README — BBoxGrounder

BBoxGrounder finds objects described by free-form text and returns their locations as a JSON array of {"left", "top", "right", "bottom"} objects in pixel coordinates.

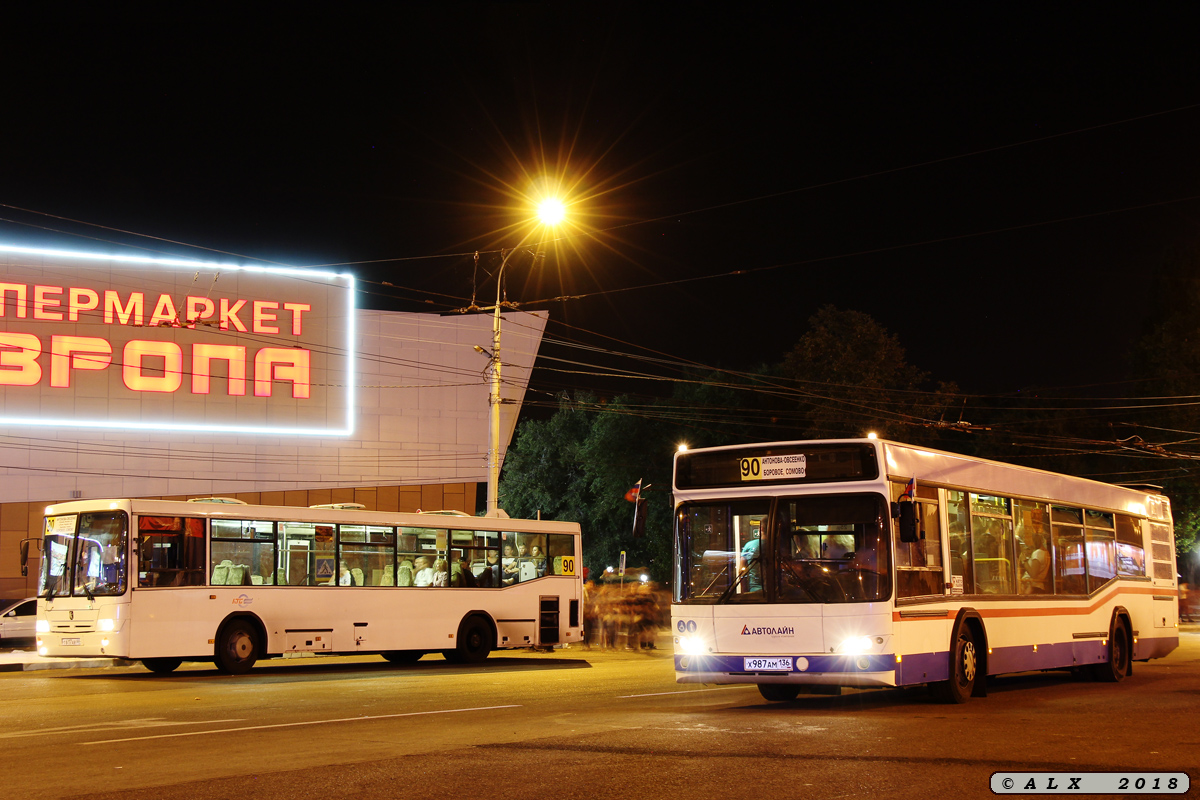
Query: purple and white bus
[{"left": 671, "top": 439, "right": 1179, "bottom": 703}]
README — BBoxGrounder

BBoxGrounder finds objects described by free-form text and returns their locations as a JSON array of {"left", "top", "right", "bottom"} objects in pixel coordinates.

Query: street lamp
[{"left": 483, "top": 199, "right": 566, "bottom": 517}]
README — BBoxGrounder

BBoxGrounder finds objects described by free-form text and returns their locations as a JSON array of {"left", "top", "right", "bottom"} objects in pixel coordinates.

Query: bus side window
[
  {"left": 138, "top": 516, "right": 206, "bottom": 587},
  {"left": 893, "top": 483, "right": 943, "bottom": 599},
  {"left": 212, "top": 519, "right": 276, "bottom": 587},
  {"left": 546, "top": 533, "right": 574, "bottom": 575},
  {"left": 1114, "top": 515, "right": 1144, "bottom": 577}
]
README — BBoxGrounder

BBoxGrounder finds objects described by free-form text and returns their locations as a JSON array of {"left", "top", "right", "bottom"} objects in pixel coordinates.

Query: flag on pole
[
  {"left": 624, "top": 479, "right": 642, "bottom": 503},
  {"left": 899, "top": 477, "right": 915, "bottom": 501}
]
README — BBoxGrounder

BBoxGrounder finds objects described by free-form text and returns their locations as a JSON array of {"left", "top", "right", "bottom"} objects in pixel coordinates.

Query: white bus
[
  {"left": 671, "top": 439, "right": 1179, "bottom": 703},
  {"left": 30, "top": 499, "right": 583, "bottom": 673}
]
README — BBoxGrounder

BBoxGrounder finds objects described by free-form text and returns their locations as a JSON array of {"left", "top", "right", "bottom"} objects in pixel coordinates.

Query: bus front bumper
[{"left": 674, "top": 652, "right": 898, "bottom": 688}]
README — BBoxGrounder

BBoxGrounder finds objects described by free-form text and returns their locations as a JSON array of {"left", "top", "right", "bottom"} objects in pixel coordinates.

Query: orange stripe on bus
[{"left": 891, "top": 585, "right": 1176, "bottom": 623}]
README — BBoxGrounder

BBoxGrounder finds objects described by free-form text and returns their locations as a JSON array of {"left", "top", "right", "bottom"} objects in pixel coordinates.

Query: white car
[{"left": 0, "top": 597, "right": 37, "bottom": 644}]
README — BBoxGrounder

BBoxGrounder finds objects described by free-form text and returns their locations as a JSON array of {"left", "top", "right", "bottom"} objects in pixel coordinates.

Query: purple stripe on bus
[
  {"left": 674, "top": 653, "right": 897, "bottom": 674},
  {"left": 676, "top": 634, "right": 1180, "bottom": 685}
]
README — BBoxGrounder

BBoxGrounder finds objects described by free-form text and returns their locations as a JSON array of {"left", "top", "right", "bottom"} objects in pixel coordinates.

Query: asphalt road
[{"left": 3, "top": 631, "right": 1198, "bottom": 800}]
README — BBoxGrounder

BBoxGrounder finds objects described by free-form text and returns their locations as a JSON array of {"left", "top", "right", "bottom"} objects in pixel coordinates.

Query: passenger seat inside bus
[{"left": 211, "top": 560, "right": 233, "bottom": 585}]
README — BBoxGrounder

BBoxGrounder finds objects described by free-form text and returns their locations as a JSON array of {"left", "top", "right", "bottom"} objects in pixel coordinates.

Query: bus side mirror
[
  {"left": 898, "top": 501, "right": 919, "bottom": 543},
  {"left": 19, "top": 537, "right": 43, "bottom": 578}
]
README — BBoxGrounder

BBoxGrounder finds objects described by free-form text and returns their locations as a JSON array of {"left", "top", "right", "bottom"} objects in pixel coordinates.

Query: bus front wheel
[
  {"left": 214, "top": 619, "right": 260, "bottom": 674},
  {"left": 930, "top": 626, "right": 977, "bottom": 704},
  {"left": 142, "top": 657, "right": 183, "bottom": 675},
  {"left": 757, "top": 683, "right": 801, "bottom": 702}
]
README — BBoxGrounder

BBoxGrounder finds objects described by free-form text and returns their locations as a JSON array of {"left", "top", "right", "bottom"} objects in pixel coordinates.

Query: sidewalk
[{"left": 0, "top": 646, "right": 131, "bottom": 673}]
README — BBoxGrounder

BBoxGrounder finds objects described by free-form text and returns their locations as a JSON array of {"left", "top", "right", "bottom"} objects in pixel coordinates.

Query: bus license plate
[
  {"left": 60, "top": 638, "right": 81, "bottom": 646},
  {"left": 744, "top": 656, "right": 792, "bottom": 671}
]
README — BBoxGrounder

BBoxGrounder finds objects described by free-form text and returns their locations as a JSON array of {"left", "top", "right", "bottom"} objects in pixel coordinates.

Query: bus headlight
[
  {"left": 837, "top": 636, "right": 873, "bottom": 655},
  {"left": 678, "top": 635, "right": 707, "bottom": 655},
  {"left": 36, "top": 620, "right": 49, "bottom": 633},
  {"left": 98, "top": 619, "right": 115, "bottom": 632}
]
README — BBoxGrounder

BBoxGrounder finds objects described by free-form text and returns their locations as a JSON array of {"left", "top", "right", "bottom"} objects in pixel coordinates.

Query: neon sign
[{"left": 0, "top": 245, "right": 356, "bottom": 435}]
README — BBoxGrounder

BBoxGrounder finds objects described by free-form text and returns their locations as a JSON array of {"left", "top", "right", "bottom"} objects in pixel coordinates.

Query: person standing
[{"left": 740, "top": 530, "right": 763, "bottom": 592}]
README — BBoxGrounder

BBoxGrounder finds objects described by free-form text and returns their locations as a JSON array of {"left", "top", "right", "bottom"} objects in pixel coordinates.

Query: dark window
[{"left": 138, "top": 516, "right": 206, "bottom": 587}]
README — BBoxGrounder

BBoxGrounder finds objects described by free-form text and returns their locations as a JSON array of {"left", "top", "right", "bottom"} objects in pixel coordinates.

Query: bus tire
[
  {"left": 214, "top": 619, "right": 260, "bottom": 674},
  {"left": 1092, "top": 621, "right": 1130, "bottom": 683},
  {"left": 758, "top": 683, "right": 801, "bottom": 702},
  {"left": 930, "top": 625, "right": 978, "bottom": 704},
  {"left": 142, "top": 657, "right": 183, "bottom": 675},
  {"left": 444, "top": 615, "right": 492, "bottom": 664},
  {"left": 382, "top": 650, "right": 424, "bottom": 664}
]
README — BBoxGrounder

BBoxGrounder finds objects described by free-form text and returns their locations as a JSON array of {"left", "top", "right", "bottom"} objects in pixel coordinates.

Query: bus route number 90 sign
[
  {"left": 739, "top": 454, "right": 806, "bottom": 481},
  {"left": 559, "top": 556, "right": 576, "bottom": 576}
]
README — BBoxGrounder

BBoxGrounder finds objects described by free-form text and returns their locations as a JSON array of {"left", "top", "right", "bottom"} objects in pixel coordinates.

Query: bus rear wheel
[
  {"left": 758, "top": 684, "right": 801, "bottom": 702},
  {"left": 1092, "top": 622, "right": 1130, "bottom": 683},
  {"left": 444, "top": 616, "right": 492, "bottom": 664},
  {"left": 382, "top": 650, "right": 424, "bottom": 664},
  {"left": 142, "top": 657, "right": 183, "bottom": 675},
  {"left": 930, "top": 626, "right": 977, "bottom": 704},
  {"left": 214, "top": 619, "right": 260, "bottom": 674}
]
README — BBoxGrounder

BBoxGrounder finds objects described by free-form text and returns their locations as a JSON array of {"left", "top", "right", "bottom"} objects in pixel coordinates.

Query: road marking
[
  {"left": 618, "top": 686, "right": 751, "bottom": 698},
  {"left": 0, "top": 718, "right": 245, "bottom": 740},
  {"left": 80, "top": 705, "right": 522, "bottom": 745}
]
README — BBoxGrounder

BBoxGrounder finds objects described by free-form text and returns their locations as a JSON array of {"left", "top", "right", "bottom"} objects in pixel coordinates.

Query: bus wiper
[
  {"left": 83, "top": 584, "right": 95, "bottom": 603},
  {"left": 43, "top": 585, "right": 55, "bottom": 602},
  {"left": 700, "top": 565, "right": 731, "bottom": 596}
]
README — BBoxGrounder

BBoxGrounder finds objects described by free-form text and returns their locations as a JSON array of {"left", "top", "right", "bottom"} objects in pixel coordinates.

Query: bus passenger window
[
  {"left": 946, "top": 490, "right": 973, "bottom": 595},
  {"left": 138, "top": 516, "right": 205, "bottom": 588},
  {"left": 894, "top": 485, "right": 943, "bottom": 599}
]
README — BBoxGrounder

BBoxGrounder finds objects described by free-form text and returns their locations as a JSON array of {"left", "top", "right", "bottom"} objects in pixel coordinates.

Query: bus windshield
[
  {"left": 40, "top": 511, "right": 128, "bottom": 598},
  {"left": 676, "top": 493, "right": 890, "bottom": 604}
]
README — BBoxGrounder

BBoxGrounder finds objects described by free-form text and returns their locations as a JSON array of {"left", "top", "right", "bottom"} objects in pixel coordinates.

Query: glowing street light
[
  {"left": 537, "top": 197, "right": 566, "bottom": 226},
  {"left": 484, "top": 196, "right": 567, "bottom": 517}
]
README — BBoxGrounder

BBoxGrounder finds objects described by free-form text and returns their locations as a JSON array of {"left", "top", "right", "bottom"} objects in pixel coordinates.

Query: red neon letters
[{"left": 0, "top": 335, "right": 310, "bottom": 398}]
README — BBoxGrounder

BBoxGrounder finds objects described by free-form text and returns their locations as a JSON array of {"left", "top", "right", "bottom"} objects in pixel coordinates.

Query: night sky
[{"left": 3, "top": 5, "right": 1199, "bottom": 408}]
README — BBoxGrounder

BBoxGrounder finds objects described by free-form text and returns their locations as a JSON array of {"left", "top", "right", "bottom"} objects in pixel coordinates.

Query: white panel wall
[{"left": 0, "top": 309, "right": 546, "bottom": 502}]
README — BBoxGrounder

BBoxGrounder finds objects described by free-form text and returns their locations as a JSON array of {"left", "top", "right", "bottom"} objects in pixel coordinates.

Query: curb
[{"left": 0, "top": 655, "right": 134, "bottom": 672}]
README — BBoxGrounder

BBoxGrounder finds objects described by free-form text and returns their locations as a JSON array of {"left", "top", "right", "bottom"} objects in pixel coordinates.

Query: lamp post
[{"left": 483, "top": 198, "right": 565, "bottom": 517}]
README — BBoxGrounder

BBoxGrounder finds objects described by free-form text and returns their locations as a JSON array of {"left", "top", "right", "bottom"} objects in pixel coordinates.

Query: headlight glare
[{"left": 838, "top": 635, "right": 873, "bottom": 655}]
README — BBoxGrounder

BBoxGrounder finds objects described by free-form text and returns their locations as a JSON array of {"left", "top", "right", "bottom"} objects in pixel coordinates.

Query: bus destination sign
[
  {"left": 739, "top": 454, "right": 806, "bottom": 481},
  {"left": 675, "top": 443, "right": 878, "bottom": 490}
]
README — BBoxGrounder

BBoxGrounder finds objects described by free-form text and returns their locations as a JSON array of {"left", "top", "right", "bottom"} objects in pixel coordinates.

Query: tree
[
  {"left": 499, "top": 393, "right": 595, "bottom": 525},
  {"left": 779, "top": 305, "right": 957, "bottom": 443},
  {"left": 500, "top": 393, "right": 677, "bottom": 582}
]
